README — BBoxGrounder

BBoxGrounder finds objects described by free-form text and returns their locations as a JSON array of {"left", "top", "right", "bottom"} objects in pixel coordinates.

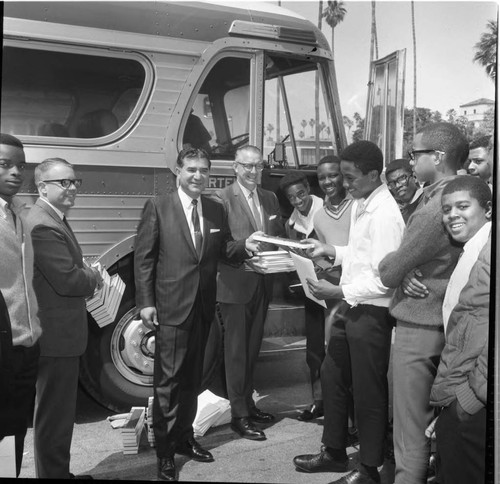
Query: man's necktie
[
  {"left": 5, "top": 203, "right": 16, "bottom": 230},
  {"left": 191, "top": 199, "right": 203, "bottom": 256},
  {"left": 248, "top": 191, "right": 263, "bottom": 231}
]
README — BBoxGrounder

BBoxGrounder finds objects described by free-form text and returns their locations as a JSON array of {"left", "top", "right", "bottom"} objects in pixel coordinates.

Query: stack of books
[
  {"left": 86, "top": 268, "right": 125, "bottom": 328},
  {"left": 245, "top": 250, "right": 296, "bottom": 274},
  {"left": 121, "top": 406, "right": 145, "bottom": 455},
  {"left": 146, "top": 396, "right": 155, "bottom": 448}
]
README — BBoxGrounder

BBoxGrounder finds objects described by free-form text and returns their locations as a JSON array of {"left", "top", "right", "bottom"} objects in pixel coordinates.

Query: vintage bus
[{"left": 1, "top": 0, "right": 348, "bottom": 411}]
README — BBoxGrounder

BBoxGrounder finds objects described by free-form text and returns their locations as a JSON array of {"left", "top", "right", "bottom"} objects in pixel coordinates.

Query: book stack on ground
[
  {"left": 86, "top": 268, "right": 125, "bottom": 328},
  {"left": 146, "top": 396, "right": 155, "bottom": 448},
  {"left": 245, "top": 250, "right": 296, "bottom": 274},
  {"left": 121, "top": 406, "right": 145, "bottom": 455},
  {"left": 193, "top": 390, "right": 231, "bottom": 437}
]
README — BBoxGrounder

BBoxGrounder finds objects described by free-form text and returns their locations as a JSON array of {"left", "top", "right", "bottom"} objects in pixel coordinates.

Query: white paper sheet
[{"left": 289, "top": 252, "right": 327, "bottom": 308}]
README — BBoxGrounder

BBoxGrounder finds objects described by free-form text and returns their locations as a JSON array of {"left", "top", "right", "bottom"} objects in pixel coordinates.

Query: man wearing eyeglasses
[
  {"left": 379, "top": 123, "right": 468, "bottom": 484},
  {"left": 385, "top": 158, "right": 423, "bottom": 224},
  {"left": 214, "top": 145, "right": 285, "bottom": 441},
  {"left": 26, "top": 157, "right": 102, "bottom": 479}
]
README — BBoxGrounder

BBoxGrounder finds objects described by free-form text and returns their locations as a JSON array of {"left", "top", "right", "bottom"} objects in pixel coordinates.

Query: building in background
[{"left": 459, "top": 98, "right": 495, "bottom": 128}]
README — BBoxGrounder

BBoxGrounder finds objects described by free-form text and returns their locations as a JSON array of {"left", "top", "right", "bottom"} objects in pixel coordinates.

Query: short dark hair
[
  {"left": 339, "top": 140, "right": 383, "bottom": 175},
  {"left": 317, "top": 154, "right": 341, "bottom": 167},
  {"left": 279, "top": 170, "right": 309, "bottom": 193},
  {"left": 176, "top": 147, "right": 211, "bottom": 168},
  {"left": 442, "top": 175, "right": 491, "bottom": 210},
  {"left": 418, "top": 122, "right": 469, "bottom": 171},
  {"left": 469, "top": 135, "right": 491, "bottom": 151},
  {"left": 0, "top": 133, "right": 24, "bottom": 150},
  {"left": 34, "top": 158, "right": 73, "bottom": 185},
  {"left": 385, "top": 158, "right": 413, "bottom": 177}
]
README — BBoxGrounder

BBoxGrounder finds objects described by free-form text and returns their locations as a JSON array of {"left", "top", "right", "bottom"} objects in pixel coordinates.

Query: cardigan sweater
[
  {"left": 379, "top": 176, "right": 462, "bottom": 327},
  {"left": 0, "top": 197, "right": 41, "bottom": 347}
]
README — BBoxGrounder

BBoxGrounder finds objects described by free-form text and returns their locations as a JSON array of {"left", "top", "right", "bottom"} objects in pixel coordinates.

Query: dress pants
[
  {"left": 435, "top": 401, "right": 486, "bottom": 484},
  {"left": 153, "top": 293, "right": 210, "bottom": 458},
  {"left": 321, "top": 303, "right": 392, "bottom": 467},
  {"left": 393, "top": 322, "right": 444, "bottom": 484},
  {"left": 3, "top": 344, "right": 39, "bottom": 477},
  {"left": 219, "top": 278, "right": 269, "bottom": 418},
  {"left": 304, "top": 297, "right": 325, "bottom": 402},
  {"left": 34, "top": 355, "right": 80, "bottom": 478}
]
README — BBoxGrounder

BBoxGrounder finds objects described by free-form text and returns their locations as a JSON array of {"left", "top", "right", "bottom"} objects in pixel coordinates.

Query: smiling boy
[{"left": 429, "top": 176, "right": 492, "bottom": 484}]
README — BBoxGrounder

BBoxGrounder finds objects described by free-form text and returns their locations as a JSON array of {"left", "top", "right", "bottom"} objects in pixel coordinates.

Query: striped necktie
[
  {"left": 248, "top": 191, "right": 263, "bottom": 231},
  {"left": 191, "top": 199, "right": 203, "bottom": 256}
]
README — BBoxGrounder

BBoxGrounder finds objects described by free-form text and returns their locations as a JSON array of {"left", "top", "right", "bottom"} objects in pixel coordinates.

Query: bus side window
[{"left": 1, "top": 45, "right": 146, "bottom": 140}]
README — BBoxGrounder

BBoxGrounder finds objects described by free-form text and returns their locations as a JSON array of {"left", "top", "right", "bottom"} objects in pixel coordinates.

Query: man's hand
[
  {"left": 140, "top": 306, "right": 159, "bottom": 330},
  {"left": 91, "top": 266, "right": 104, "bottom": 291},
  {"left": 402, "top": 269, "right": 428, "bottom": 298},
  {"left": 306, "top": 278, "right": 342, "bottom": 300},
  {"left": 425, "top": 416, "right": 438, "bottom": 440},
  {"left": 245, "top": 231, "right": 265, "bottom": 253},
  {"left": 302, "top": 238, "right": 336, "bottom": 260}
]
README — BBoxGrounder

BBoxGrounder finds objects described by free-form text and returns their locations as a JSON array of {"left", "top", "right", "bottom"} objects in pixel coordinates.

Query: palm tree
[
  {"left": 322, "top": 0, "right": 347, "bottom": 52},
  {"left": 370, "top": 1, "right": 378, "bottom": 62},
  {"left": 266, "top": 123, "right": 274, "bottom": 141},
  {"left": 315, "top": 0, "right": 324, "bottom": 162},
  {"left": 473, "top": 20, "right": 497, "bottom": 82},
  {"left": 309, "top": 118, "right": 315, "bottom": 138},
  {"left": 411, "top": 1, "right": 417, "bottom": 139}
]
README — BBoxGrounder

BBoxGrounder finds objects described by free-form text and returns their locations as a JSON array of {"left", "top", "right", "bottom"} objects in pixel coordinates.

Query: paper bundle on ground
[
  {"left": 86, "top": 263, "right": 125, "bottom": 328},
  {"left": 245, "top": 250, "right": 296, "bottom": 274},
  {"left": 193, "top": 390, "right": 231, "bottom": 437},
  {"left": 121, "top": 406, "right": 145, "bottom": 455},
  {"left": 146, "top": 396, "right": 155, "bottom": 447}
]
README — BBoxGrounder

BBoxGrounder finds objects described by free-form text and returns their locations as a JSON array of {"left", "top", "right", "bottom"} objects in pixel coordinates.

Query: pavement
[{"left": 18, "top": 336, "right": 398, "bottom": 483}]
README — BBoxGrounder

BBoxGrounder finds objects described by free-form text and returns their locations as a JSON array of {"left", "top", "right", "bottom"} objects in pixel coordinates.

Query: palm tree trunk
[
  {"left": 411, "top": 1, "right": 417, "bottom": 139},
  {"left": 315, "top": 0, "right": 323, "bottom": 163}
]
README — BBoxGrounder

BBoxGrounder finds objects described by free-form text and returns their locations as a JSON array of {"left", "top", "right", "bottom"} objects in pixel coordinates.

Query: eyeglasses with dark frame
[
  {"left": 42, "top": 179, "right": 83, "bottom": 189},
  {"left": 236, "top": 162, "right": 265, "bottom": 172},
  {"left": 407, "top": 149, "right": 445, "bottom": 161},
  {"left": 387, "top": 173, "right": 411, "bottom": 189}
]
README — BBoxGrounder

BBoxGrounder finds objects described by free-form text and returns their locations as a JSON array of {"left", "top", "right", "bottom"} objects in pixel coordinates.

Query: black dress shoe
[
  {"left": 329, "top": 470, "right": 379, "bottom": 484},
  {"left": 249, "top": 407, "right": 275, "bottom": 424},
  {"left": 230, "top": 417, "right": 266, "bottom": 440},
  {"left": 176, "top": 437, "right": 214, "bottom": 462},
  {"left": 69, "top": 474, "right": 93, "bottom": 480},
  {"left": 293, "top": 448, "right": 348, "bottom": 473},
  {"left": 297, "top": 402, "right": 324, "bottom": 421},
  {"left": 157, "top": 457, "right": 177, "bottom": 481}
]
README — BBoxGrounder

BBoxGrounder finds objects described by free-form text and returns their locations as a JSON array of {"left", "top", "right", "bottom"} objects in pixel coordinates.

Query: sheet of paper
[{"left": 289, "top": 252, "right": 327, "bottom": 308}]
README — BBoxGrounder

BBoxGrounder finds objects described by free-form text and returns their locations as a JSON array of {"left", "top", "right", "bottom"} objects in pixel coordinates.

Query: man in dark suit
[
  {"left": 134, "top": 148, "right": 261, "bottom": 482},
  {"left": 214, "top": 145, "right": 285, "bottom": 441},
  {"left": 27, "top": 158, "right": 102, "bottom": 479}
]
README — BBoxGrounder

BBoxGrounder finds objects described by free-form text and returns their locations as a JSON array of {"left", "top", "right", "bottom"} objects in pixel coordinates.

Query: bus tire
[{"left": 80, "top": 298, "right": 224, "bottom": 413}]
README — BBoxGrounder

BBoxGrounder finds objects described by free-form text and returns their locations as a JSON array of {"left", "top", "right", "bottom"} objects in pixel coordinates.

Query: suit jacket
[
  {"left": 214, "top": 182, "right": 285, "bottom": 304},
  {"left": 134, "top": 191, "right": 247, "bottom": 326},
  {"left": 26, "top": 199, "right": 99, "bottom": 357}
]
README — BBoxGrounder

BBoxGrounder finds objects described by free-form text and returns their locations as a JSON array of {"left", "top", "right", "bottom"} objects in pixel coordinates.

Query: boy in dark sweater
[{"left": 378, "top": 123, "right": 469, "bottom": 484}]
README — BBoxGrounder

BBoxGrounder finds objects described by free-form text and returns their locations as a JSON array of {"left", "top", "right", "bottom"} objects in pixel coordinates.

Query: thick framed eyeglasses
[
  {"left": 42, "top": 178, "right": 83, "bottom": 188},
  {"left": 407, "top": 149, "right": 444, "bottom": 161},
  {"left": 387, "top": 174, "right": 410, "bottom": 189},
  {"left": 236, "top": 162, "right": 265, "bottom": 172}
]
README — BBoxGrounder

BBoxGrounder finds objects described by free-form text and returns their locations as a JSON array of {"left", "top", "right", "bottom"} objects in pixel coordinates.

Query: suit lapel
[
  {"left": 172, "top": 191, "right": 198, "bottom": 258},
  {"left": 256, "top": 187, "right": 270, "bottom": 232},
  {"left": 232, "top": 182, "right": 258, "bottom": 232},
  {"left": 36, "top": 199, "right": 81, "bottom": 255}
]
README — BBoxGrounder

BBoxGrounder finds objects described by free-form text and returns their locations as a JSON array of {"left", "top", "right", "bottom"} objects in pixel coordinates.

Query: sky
[{"left": 279, "top": 0, "right": 498, "bottom": 120}]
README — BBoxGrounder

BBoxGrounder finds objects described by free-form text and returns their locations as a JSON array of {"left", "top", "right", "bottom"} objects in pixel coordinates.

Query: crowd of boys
[{"left": 0, "top": 121, "right": 493, "bottom": 483}]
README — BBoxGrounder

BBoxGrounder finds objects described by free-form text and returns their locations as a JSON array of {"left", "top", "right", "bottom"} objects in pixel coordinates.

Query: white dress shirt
[
  {"left": 334, "top": 184, "right": 405, "bottom": 307},
  {"left": 442, "top": 221, "right": 491, "bottom": 335},
  {"left": 39, "top": 197, "right": 65, "bottom": 220},
  {"left": 288, "top": 195, "right": 323, "bottom": 237},
  {"left": 178, "top": 186, "right": 204, "bottom": 247}
]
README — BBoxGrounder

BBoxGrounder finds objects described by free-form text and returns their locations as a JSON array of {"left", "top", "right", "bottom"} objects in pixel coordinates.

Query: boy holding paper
[{"left": 293, "top": 141, "right": 404, "bottom": 484}]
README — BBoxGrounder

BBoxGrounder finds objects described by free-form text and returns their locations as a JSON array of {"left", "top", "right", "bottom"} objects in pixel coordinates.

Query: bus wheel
[{"left": 80, "top": 298, "right": 224, "bottom": 413}]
